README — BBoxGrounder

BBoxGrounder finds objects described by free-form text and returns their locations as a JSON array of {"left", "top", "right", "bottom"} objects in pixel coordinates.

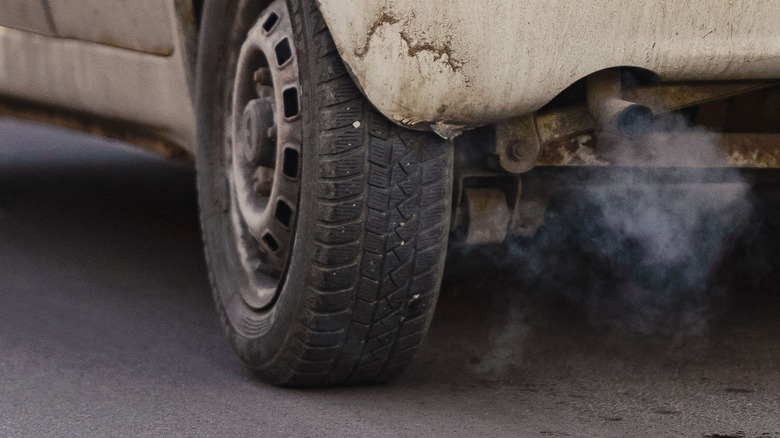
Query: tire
[{"left": 195, "top": 0, "right": 453, "bottom": 386}]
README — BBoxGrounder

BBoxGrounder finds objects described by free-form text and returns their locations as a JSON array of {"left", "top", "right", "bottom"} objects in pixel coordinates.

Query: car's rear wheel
[{"left": 195, "top": 0, "right": 453, "bottom": 386}]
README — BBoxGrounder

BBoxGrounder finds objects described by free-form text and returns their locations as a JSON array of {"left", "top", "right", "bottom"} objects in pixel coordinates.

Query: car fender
[{"left": 317, "top": 0, "right": 780, "bottom": 137}]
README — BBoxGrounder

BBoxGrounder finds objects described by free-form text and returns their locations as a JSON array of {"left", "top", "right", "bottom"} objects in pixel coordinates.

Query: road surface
[{"left": 1, "top": 118, "right": 779, "bottom": 437}]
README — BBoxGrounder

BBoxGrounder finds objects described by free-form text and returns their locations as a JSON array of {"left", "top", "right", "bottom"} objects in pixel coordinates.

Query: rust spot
[
  {"left": 0, "top": 97, "right": 190, "bottom": 159},
  {"left": 538, "top": 135, "right": 608, "bottom": 167},
  {"left": 721, "top": 133, "right": 780, "bottom": 168},
  {"left": 355, "top": 11, "right": 401, "bottom": 57},
  {"left": 538, "top": 130, "right": 780, "bottom": 169},
  {"left": 355, "top": 10, "right": 464, "bottom": 73},
  {"left": 398, "top": 31, "right": 463, "bottom": 72}
]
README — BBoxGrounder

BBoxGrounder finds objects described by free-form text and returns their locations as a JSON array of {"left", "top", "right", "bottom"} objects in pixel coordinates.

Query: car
[{"left": 2, "top": 0, "right": 779, "bottom": 386}]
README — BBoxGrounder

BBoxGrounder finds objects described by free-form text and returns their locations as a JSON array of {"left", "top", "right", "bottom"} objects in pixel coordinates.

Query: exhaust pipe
[{"left": 587, "top": 70, "right": 654, "bottom": 139}]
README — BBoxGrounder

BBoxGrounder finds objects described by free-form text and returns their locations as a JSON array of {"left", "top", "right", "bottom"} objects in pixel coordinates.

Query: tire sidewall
[{"left": 196, "top": 0, "right": 319, "bottom": 377}]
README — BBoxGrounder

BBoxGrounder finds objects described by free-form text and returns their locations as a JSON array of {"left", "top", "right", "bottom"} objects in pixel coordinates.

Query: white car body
[
  {"left": 318, "top": 0, "right": 780, "bottom": 136},
  {"left": 0, "top": 0, "right": 196, "bottom": 151},
  {"left": 1, "top": 0, "right": 778, "bottom": 147}
]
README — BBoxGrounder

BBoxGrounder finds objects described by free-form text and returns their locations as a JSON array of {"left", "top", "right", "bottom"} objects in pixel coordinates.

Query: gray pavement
[{"left": 1, "top": 118, "right": 779, "bottom": 437}]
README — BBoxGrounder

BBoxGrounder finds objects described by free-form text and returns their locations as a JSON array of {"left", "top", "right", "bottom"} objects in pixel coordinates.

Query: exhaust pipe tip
[
  {"left": 587, "top": 70, "right": 655, "bottom": 140},
  {"left": 591, "top": 97, "right": 655, "bottom": 140},
  {"left": 616, "top": 102, "right": 654, "bottom": 139}
]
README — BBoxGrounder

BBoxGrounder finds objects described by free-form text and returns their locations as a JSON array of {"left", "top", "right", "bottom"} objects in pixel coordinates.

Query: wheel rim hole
[
  {"left": 262, "top": 232, "right": 280, "bottom": 252},
  {"left": 282, "top": 148, "right": 299, "bottom": 179},
  {"left": 262, "top": 12, "right": 279, "bottom": 32},
  {"left": 275, "top": 38, "right": 293, "bottom": 66},
  {"left": 275, "top": 200, "right": 293, "bottom": 227},
  {"left": 282, "top": 87, "right": 299, "bottom": 119}
]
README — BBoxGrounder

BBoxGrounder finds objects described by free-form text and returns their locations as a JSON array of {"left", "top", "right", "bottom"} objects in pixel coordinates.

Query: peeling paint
[
  {"left": 430, "top": 122, "right": 465, "bottom": 139},
  {"left": 543, "top": 135, "right": 610, "bottom": 167}
]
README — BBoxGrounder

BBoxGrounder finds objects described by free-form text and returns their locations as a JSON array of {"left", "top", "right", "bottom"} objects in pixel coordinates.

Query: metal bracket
[
  {"left": 463, "top": 188, "right": 510, "bottom": 245},
  {"left": 494, "top": 113, "right": 543, "bottom": 174}
]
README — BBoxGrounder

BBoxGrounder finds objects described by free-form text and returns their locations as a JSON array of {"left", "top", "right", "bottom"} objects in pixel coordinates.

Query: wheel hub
[{"left": 241, "top": 97, "right": 276, "bottom": 167}]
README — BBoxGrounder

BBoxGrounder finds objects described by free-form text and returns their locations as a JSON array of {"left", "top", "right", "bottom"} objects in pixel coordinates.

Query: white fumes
[{"left": 464, "top": 117, "right": 755, "bottom": 375}]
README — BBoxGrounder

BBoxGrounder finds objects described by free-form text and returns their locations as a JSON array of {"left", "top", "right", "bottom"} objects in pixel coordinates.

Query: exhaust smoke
[
  {"left": 447, "top": 116, "right": 759, "bottom": 378},
  {"left": 535, "top": 179, "right": 752, "bottom": 334}
]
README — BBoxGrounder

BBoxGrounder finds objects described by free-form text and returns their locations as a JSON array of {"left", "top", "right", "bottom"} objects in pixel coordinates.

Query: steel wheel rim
[{"left": 227, "top": 0, "right": 302, "bottom": 310}]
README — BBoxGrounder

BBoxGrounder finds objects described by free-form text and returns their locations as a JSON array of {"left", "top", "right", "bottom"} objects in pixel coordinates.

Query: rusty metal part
[
  {"left": 535, "top": 82, "right": 777, "bottom": 146},
  {"left": 722, "top": 134, "right": 780, "bottom": 168},
  {"left": 0, "top": 96, "right": 190, "bottom": 159},
  {"left": 517, "top": 80, "right": 780, "bottom": 170},
  {"left": 494, "top": 113, "right": 542, "bottom": 174},
  {"left": 537, "top": 134, "right": 605, "bottom": 167},
  {"left": 536, "top": 105, "right": 598, "bottom": 145},
  {"left": 451, "top": 167, "right": 507, "bottom": 232},
  {"left": 509, "top": 177, "right": 555, "bottom": 238},
  {"left": 587, "top": 70, "right": 654, "bottom": 139},
  {"left": 538, "top": 132, "right": 780, "bottom": 169},
  {"left": 450, "top": 128, "right": 509, "bottom": 233},
  {"left": 464, "top": 188, "right": 510, "bottom": 245},
  {"left": 624, "top": 81, "right": 778, "bottom": 114}
]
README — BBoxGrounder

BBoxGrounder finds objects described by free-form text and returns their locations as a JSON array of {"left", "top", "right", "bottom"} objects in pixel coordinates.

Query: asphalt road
[{"left": 1, "top": 118, "right": 780, "bottom": 437}]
